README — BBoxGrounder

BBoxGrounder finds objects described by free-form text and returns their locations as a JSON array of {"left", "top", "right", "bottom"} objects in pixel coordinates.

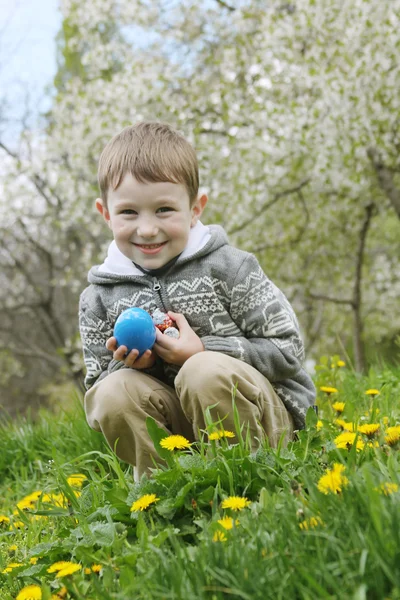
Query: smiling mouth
[{"left": 134, "top": 242, "right": 166, "bottom": 249}]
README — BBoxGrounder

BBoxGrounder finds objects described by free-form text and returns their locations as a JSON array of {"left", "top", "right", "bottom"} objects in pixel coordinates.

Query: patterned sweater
[{"left": 79, "top": 224, "right": 316, "bottom": 428}]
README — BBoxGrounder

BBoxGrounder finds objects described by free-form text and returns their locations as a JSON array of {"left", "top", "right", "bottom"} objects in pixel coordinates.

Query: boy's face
[{"left": 96, "top": 174, "right": 207, "bottom": 270}]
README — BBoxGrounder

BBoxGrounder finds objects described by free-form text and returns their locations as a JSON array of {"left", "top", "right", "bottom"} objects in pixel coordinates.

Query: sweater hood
[{"left": 88, "top": 222, "right": 229, "bottom": 285}]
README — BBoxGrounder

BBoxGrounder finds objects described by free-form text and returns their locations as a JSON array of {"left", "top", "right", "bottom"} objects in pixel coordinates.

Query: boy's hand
[
  {"left": 106, "top": 337, "right": 156, "bottom": 369},
  {"left": 153, "top": 311, "right": 204, "bottom": 366}
]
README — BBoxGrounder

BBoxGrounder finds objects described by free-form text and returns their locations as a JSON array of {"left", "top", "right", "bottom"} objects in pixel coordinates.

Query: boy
[{"left": 79, "top": 121, "right": 316, "bottom": 477}]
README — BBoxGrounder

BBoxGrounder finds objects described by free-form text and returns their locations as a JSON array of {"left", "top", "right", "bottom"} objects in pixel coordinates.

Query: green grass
[{"left": 1, "top": 358, "right": 400, "bottom": 600}]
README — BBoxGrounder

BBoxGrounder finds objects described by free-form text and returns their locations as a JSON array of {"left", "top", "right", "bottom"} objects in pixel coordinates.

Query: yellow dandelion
[
  {"left": 66, "top": 474, "right": 87, "bottom": 488},
  {"left": 130, "top": 493, "right": 159, "bottom": 512},
  {"left": 385, "top": 426, "right": 400, "bottom": 446},
  {"left": 383, "top": 416, "right": 389, "bottom": 426},
  {"left": 29, "top": 557, "right": 39, "bottom": 565},
  {"left": 51, "top": 587, "right": 68, "bottom": 600},
  {"left": 10, "top": 520, "right": 26, "bottom": 530},
  {"left": 56, "top": 563, "right": 82, "bottom": 578},
  {"left": 335, "top": 432, "right": 365, "bottom": 452},
  {"left": 41, "top": 493, "right": 68, "bottom": 507},
  {"left": 299, "top": 516, "right": 323, "bottom": 530},
  {"left": 365, "top": 389, "right": 380, "bottom": 396},
  {"left": 90, "top": 564, "right": 102, "bottom": 573},
  {"left": 0, "top": 514, "right": 10, "bottom": 525},
  {"left": 375, "top": 482, "right": 399, "bottom": 496},
  {"left": 159, "top": 435, "right": 191, "bottom": 451},
  {"left": 358, "top": 423, "right": 380, "bottom": 437},
  {"left": 221, "top": 496, "right": 251, "bottom": 511},
  {"left": 209, "top": 430, "right": 235, "bottom": 441},
  {"left": 334, "top": 419, "right": 354, "bottom": 431},
  {"left": 366, "top": 441, "right": 379, "bottom": 448},
  {"left": 316, "top": 420, "right": 323, "bottom": 431},
  {"left": 213, "top": 530, "right": 227, "bottom": 542},
  {"left": 217, "top": 516, "right": 239, "bottom": 530},
  {"left": 9, "top": 544, "right": 18, "bottom": 551},
  {"left": 332, "top": 402, "right": 345, "bottom": 413},
  {"left": 320, "top": 386, "right": 338, "bottom": 394},
  {"left": 47, "top": 561, "right": 72, "bottom": 574},
  {"left": 337, "top": 360, "right": 346, "bottom": 367},
  {"left": 2, "top": 562, "right": 23, "bottom": 573},
  {"left": 50, "top": 587, "right": 68, "bottom": 600},
  {"left": 317, "top": 463, "right": 349, "bottom": 495},
  {"left": 16, "top": 585, "right": 42, "bottom": 600}
]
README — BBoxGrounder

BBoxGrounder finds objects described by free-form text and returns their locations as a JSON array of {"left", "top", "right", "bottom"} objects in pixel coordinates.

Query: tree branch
[
  {"left": 215, "top": 0, "right": 235, "bottom": 11},
  {"left": 367, "top": 147, "right": 400, "bottom": 219},
  {"left": 228, "top": 177, "right": 311, "bottom": 235},
  {"left": 308, "top": 293, "right": 354, "bottom": 307}
]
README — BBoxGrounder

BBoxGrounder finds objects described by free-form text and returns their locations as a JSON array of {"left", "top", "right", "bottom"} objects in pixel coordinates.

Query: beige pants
[{"left": 84, "top": 351, "right": 294, "bottom": 477}]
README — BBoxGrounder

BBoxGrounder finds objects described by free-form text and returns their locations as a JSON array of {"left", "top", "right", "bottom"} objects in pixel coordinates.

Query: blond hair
[{"left": 98, "top": 122, "right": 199, "bottom": 206}]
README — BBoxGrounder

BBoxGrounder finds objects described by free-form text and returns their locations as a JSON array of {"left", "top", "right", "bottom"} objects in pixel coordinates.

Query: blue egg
[{"left": 114, "top": 307, "right": 156, "bottom": 356}]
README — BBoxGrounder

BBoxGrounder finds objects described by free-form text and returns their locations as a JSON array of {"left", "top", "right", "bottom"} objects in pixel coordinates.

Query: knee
[
  {"left": 85, "top": 371, "right": 136, "bottom": 428},
  {"left": 176, "top": 352, "right": 228, "bottom": 394}
]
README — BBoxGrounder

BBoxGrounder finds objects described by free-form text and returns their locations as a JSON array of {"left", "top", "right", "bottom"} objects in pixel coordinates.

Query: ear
[
  {"left": 190, "top": 193, "right": 208, "bottom": 227},
  {"left": 95, "top": 198, "right": 112, "bottom": 228}
]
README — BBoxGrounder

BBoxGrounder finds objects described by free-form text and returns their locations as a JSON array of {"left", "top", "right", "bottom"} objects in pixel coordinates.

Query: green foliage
[{"left": 0, "top": 363, "right": 400, "bottom": 598}]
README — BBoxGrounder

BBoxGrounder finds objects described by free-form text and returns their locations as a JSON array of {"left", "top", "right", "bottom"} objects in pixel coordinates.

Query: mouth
[{"left": 133, "top": 242, "right": 167, "bottom": 255}]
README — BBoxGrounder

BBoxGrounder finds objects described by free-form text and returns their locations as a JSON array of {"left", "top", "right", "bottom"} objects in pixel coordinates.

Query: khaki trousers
[{"left": 84, "top": 351, "right": 294, "bottom": 477}]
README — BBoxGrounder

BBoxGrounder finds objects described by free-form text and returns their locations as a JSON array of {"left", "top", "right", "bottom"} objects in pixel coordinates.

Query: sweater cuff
[{"left": 201, "top": 335, "right": 240, "bottom": 355}]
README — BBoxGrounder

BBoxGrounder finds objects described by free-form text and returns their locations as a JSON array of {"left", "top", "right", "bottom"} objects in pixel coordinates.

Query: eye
[
  {"left": 120, "top": 209, "right": 137, "bottom": 215},
  {"left": 157, "top": 207, "right": 174, "bottom": 213}
]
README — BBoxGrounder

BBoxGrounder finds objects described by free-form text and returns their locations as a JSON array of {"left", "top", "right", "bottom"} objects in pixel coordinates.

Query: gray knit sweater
[{"left": 79, "top": 225, "right": 316, "bottom": 428}]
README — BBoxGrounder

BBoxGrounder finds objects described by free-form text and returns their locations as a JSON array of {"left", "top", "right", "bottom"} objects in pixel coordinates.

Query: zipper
[{"left": 153, "top": 279, "right": 161, "bottom": 291}]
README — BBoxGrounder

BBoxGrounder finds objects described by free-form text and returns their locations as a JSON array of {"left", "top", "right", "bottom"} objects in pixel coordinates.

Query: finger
[
  {"left": 106, "top": 337, "right": 117, "bottom": 351},
  {"left": 168, "top": 311, "right": 187, "bottom": 330},
  {"left": 124, "top": 349, "right": 140, "bottom": 367},
  {"left": 132, "top": 349, "right": 153, "bottom": 369},
  {"left": 113, "top": 345, "right": 129, "bottom": 361}
]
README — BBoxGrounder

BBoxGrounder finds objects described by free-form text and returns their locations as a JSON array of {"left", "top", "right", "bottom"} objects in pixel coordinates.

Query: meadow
[{"left": 0, "top": 356, "right": 399, "bottom": 600}]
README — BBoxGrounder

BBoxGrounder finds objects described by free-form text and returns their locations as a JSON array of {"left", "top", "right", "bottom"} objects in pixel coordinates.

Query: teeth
[{"left": 139, "top": 243, "right": 164, "bottom": 249}]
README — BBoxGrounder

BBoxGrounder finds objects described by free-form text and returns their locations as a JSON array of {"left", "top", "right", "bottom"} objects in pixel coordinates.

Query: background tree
[{"left": 1, "top": 0, "right": 399, "bottom": 415}]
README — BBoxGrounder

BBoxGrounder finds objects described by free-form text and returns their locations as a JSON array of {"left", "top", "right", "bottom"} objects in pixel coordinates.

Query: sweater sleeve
[
  {"left": 79, "top": 297, "right": 162, "bottom": 390},
  {"left": 200, "top": 254, "right": 305, "bottom": 383}
]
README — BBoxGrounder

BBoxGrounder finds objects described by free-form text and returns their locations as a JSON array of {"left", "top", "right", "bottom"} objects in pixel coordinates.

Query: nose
[{"left": 136, "top": 216, "right": 158, "bottom": 239}]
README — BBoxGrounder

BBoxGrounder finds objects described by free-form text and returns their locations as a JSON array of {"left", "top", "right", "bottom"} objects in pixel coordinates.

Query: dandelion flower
[
  {"left": 221, "top": 496, "right": 251, "bottom": 511},
  {"left": 47, "top": 561, "right": 72, "bottom": 574},
  {"left": 317, "top": 463, "right": 349, "bottom": 495},
  {"left": 90, "top": 564, "right": 102, "bottom": 573},
  {"left": 365, "top": 389, "right": 380, "bottom": 396},
  {"left": 209, "top": 430, "right": 235, "bottom": 440},
  {"left": 299, "top": 516, "right": 323, "bottom": 530},
  {"left": 334, "top": 419, "right": 354, "bottom": 431},
  {"left": 217, "top": 516, "right": 239, "bottom": 530},
  {"left": 29, "top": 557, "right": 39, "bottom": 565},
  {"left": 0, "top": 514, "right": 10, "bottom": 526},
  {"left": 358, "top": 423, "right": 380, "bottom": 437},
  {"left": 337, "top": 360, "right": 346, "bottom": 367},
  {"left": 16, "top": 585, "right": 42, "bottom": 600},
  {"left": 56, "top": 563, "right": 82, "bottom": 578},
  {"left": 385, "top": 426, "right": 400, "bottom": 446},
  {"left": 335, "top": 432, "right": 364, "bottom": 451},
  {"left": 67, "top": 474, "right": 87, "bottom": 488},
  {"left": 41, "top": 493, "right": 68, "bottom": 507},
  {"left": 10, "top": 520, "right": 26, "bottom": 530},
  {"left": 316, "top": 420, "right": 323, "bottom": 431},
  {"left": 320, "top": 386, "right": 338, "bottom": 394},
  {"left": 2, "top": 562, "right": 23, "bottom": 573},
  {"left": 213, "top": 530, "right": 227, "bottom": 542},
  {"left": 16, "top": 491, "right": 42, "bottom": 511},
  {"left": 376, "top": 482, "right": 399, "bottom": 496},
  {"left": 130, "top": 493, "right": 159, "bottom": 512},
  {"left": 9, "top": 544, "right": 17, "bottom": 551},
  {"left": 160, "top": 435, "right": 191, "bottom": 451},
  {"left": 332, "top": 402, "right": 345, "bottom": 413},
  {"left": 51, "top": 587, "right": 67, "bottom": 600}
]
